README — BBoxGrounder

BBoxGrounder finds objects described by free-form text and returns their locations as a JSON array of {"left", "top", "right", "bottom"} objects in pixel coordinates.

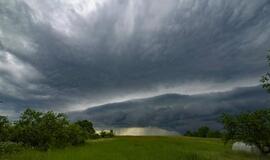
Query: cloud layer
[
  {"left": 0, "top": 0, "right": 270, "bottom": 115},
  {"left": 69, "top": 86, "right": 270, "bottom": 133}
]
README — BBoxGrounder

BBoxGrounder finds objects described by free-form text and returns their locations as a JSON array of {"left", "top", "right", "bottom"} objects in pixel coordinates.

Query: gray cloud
[
  {"left": 69, "top": 86, "right": 270, "bottom": 133},
  {"left": 0, "top": 0, "right": 270, "bottom": 114}
]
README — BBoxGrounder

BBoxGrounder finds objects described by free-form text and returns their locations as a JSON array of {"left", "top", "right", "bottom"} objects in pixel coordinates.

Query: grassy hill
[{"left": 2, "top": 136, "right": 267, "bottom": 160}]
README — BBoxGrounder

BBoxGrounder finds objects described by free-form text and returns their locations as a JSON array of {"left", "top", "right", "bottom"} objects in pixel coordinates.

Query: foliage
[
  {"left": 184, "top": 126, "right": 222, "bottom": 138},
  {"left": 66, "top": 124, "right": 87, "bottom": 146},
  {"left": 221, "top": 109, "right": 270, "bottom": 154},
  {"left": 3, "top": 109, "right": 94, "bottom": 150},
  {"left": 100, "top": 130, "right": 114, "bottom": 138},
  {"left": 0, "top": 116, "right": 10, "bottom": 142},
  {"left": 88, "top": 133, "right": 101, "bottom": 139},
  {"left": 75, "top": 120, "right": 95, "bottom": 137},
  {"left": 261, "top": 51, "right": 270, "bottom": 92},
  {"left": 0, "top": 142, "right": 23, "bottom": 155}
]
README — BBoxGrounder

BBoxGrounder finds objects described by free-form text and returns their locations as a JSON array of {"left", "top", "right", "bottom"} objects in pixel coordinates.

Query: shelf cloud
[{"left": 0, "top": 0, "right": 270, "bottom": 115}]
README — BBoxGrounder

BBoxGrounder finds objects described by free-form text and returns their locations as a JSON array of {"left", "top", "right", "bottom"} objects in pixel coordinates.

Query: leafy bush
[
  {"left": 0, "top": 108, "right": 117, "bottom": 151},
  {"left": 75, "top": 120, "right": 95, "bottom": 137},
  {"left": 8, "top": 109, "right": 90, "bottom": 150},
  {"left": 0, "top": 142, "right": 22, "bottom": 155},
  {"left": 89, "top": 133, "right": 101, "bottom": 139},
  {"left": 221, "top": 109, "right": 270, "bottom": 154},
  {"left": 0, "top": 116, "right": 10, "bottom": 142},
  {"left": 66, "top": 124, "right": 87, "bottom": 146},
  {"left": 100, "top": 130, "right": 114, "bottom": 138}
]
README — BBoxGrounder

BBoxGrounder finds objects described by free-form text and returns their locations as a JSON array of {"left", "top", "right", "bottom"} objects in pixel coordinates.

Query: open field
[{"left": 2, "top": 136, "right": 268, "bottom": 160}]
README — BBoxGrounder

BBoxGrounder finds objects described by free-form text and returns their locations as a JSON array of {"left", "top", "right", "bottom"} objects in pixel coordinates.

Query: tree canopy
[
  {"left": 0, "top": 109, "right": 97, "bottom": 150},
  {"left": 221, "top": 109, "right": 270, "bottom": 154},
  {"left": 261, "top": 50, "right": 270, "bottom": 92}
]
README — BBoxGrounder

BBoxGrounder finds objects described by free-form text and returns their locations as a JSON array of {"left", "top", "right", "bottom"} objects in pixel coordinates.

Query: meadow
[{"left": 2, "top": 136, "right": 268, "bottom": 160}]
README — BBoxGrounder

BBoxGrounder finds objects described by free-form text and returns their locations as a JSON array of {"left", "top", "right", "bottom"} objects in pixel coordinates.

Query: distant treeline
[
  {"left": 184, "top": 126, "right": 222, "bottom": 138},
  {"left": 0, "top": 108, "right": 114, "bottom": 151}
]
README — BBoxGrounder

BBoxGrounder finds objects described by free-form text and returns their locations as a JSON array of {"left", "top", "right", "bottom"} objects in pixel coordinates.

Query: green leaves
[
  {"left": 0, "top": 116, "right": 10, "bottom": 142},
  {"left": 221, "top": 109, "right": 270, "bottom": 154},
  {"left": 75, "top": 120, "right": 95, "bottom": 136},
  {"left": 3, "top": 108, "right": 94, "bottom": 150},
  {"left": 184, "top": 126, "right": 222, "bottom": 138},
  {"left": 261, "top": 50, "right": 270, "bottom": 92}
]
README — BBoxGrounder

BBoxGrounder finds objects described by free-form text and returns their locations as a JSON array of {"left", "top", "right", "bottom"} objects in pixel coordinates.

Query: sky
[{"left": 0, "top": 0, "right": 270, "bottom": 116}]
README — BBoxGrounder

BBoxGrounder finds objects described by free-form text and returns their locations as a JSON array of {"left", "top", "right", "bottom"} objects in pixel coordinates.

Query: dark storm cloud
[
  {"left": 0, "top": 0, "right": 270, "bottom": 114},
  {"left": 69, "top": 86, "right": 270, "bottom": 133}
]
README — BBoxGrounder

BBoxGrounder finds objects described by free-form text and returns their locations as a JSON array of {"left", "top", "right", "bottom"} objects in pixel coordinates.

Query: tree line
[
  {"left": 0, "top": 109, "right": 113, "bottom": 151},
  {"left": 184, "top": 126, "right": 222, "bottom": 138}
]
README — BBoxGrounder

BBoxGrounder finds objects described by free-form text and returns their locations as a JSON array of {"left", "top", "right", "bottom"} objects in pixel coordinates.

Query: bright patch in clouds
[{"left": 24, "top": 0, "right": 108, "bottom": 36}]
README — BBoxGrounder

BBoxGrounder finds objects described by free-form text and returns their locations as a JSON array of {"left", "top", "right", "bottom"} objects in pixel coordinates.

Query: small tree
[
  {"left": 221, "top": 109, "right": 270, "bottom": 154},
  {"left": 0, "top": 116, "right": 10, "bottom": 142},
  {"left": 11, "top": 108, "right": 88, "bottom": 150},
  {"left": 261, "top": 50, "right": 270, "bottom": 92},
  {"left": 100, "top": 130, "right": 114, "bottom": 138},
  {"left": 75, "top": 120, "right": 95, "bottom": 136},
  {"left": 184, "top": 131, "right": 193, "bottom": 137},
  {"left": 196, "top": 126, "right": 210, "bottom": 138}
]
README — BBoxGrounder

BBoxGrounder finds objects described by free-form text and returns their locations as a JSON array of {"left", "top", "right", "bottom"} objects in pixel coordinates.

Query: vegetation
[
  {"left": 75, "top": 120, "right": 95, "bottom": 136},
  {"left": 221, "top": 109, "right": 270, "bottom": 155},
  {"left": 0, "top": 108, "right": 114, "bottom": 152},
  {"left": 217, "top": 51, "right": 270, "bottom": 154},
  {"left": 261, "top": 50, "right": 270, "bottom": 92},
  {"left": 184, "top": 126, "right": 222, "bottom": 138},
  {"left": 100, "top": 130, "right": 114, "bottom": 138},
  {"left": 2, "top": 136, "right": 267, "bottom": 160},
  {"left": 0, "top": 142, "right": 22, "bottom": 155},
  {"left": 0, "top": 116, "right": 10, "bottom": 142}
]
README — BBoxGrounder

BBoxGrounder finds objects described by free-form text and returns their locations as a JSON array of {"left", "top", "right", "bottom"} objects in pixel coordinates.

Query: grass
[{"left": 1, "top": 136, "right": 268, "bottom": 160}]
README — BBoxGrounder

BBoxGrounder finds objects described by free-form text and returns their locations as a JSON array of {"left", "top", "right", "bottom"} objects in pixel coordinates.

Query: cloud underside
[
  {"left": 70, "top": 86, "right": 270, "bottom": 132},
  {"left": 0, "top": 0, "right": 270, "bottom": 114}
]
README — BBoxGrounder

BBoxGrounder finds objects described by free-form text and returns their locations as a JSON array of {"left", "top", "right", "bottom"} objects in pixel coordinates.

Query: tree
[
  {"left": 0, "top": 116, "right": 10, "bottom": 142},
  {"left": 196, "top": 126, "right": 210, "bottom": 138},
  {"left": 11, "top": 108, "right": 88, "bottom": 150},
  {"left": 100, "top": 130, "right": 114, "bottom": 138},
  {"left": 75, "top": 120, "right": 95, "bottom": 136},
  {"left": 11, "top": 109, "right": 44, "bottom": 148},
  {"left": 184, "top": 130, "right": 193, "bottom": 137},
  {"left": 221, "top": 109, "right": 270, "bottom": 154},
  {"left": 66, "top": 124, "right": 87, "bottom": 145},
  {"left": 184, "top": 126, "right": 222, "bottom": 138},
  {"left": 261, "top": 50, "right": 270, "bottom": 92}
]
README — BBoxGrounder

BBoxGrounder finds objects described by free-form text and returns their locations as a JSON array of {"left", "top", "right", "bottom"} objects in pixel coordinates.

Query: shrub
[
  {"left": 75, "top": 120, "right": 95, "bottom": 137},
  {"left": 66, "top": 124, "right": 87, "bottom": 146},
  {"left": 221, "top": 109, "right": 270, "bottom": 155},
  {"left": 184, "top": 126, "right": 222, "bottom": 138},
  {"left": 0, "top": 108, "right": 109, "bottom": 151},
  {"left": 10, "top": 109, "right": 88, "bottom": 150},
  {"left": 100, "top": 130, "right": 114, "bottom": 138},
  {"left": 0, "top": 142, "right": 23, "bottom": 155},
  {"left": 0, "top": 116, "right": 10, "bottom": 142},
  {"left": 89, "top": 133, "right": 101, "bottom": 139}
]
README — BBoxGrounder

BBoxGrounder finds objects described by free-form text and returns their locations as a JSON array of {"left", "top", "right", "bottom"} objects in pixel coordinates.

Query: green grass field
[{"left": 2, "top": 136, "right": 268, "bottom": 160}]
